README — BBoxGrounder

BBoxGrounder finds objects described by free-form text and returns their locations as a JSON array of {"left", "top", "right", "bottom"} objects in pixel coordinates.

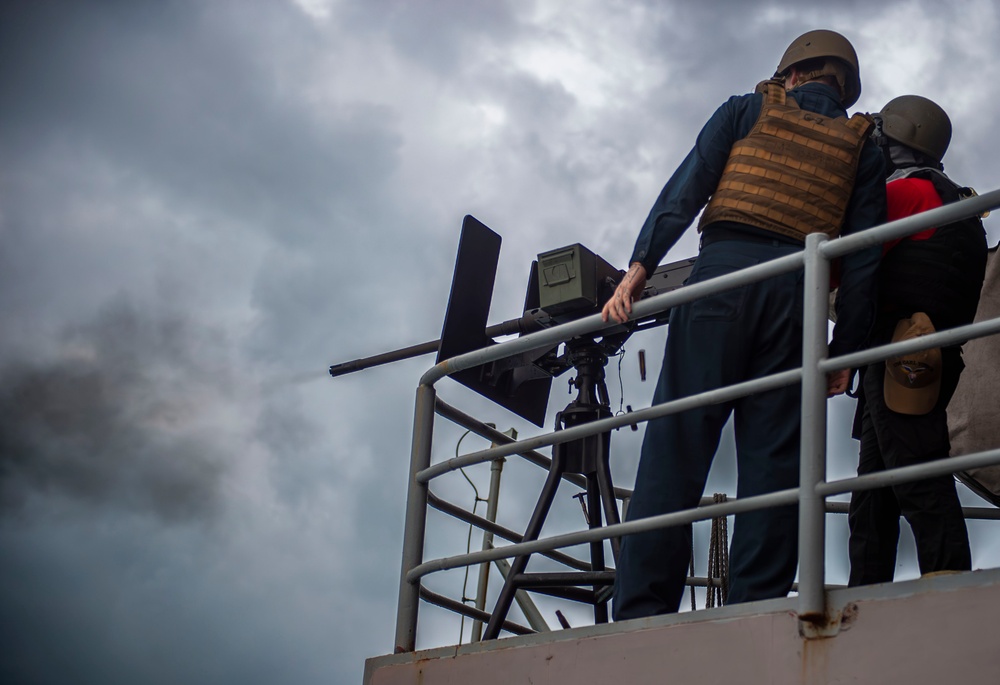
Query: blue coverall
[{"left": 612, "top": 82, "right": 886, "bottom": 619}]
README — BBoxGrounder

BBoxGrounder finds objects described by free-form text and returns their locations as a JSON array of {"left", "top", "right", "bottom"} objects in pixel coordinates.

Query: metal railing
[{"left": 393, "top": 188, "right": 1000, "bottom": 653}]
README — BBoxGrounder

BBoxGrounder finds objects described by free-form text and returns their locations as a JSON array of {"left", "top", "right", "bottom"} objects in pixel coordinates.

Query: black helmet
[
  {"left": 880, "top": 95, "right": 952, "bottom": 162},
  {"left": 775, "top": 29, "right": 862, "bottom": 108}
]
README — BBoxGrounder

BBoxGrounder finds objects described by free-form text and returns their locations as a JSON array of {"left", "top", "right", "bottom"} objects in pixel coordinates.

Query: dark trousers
[
  {"left": 612, "top": 239, "right": 803, "bottom": 620},
  {"left": 847, "top": 353, "right": 971, "bottom": 586}
]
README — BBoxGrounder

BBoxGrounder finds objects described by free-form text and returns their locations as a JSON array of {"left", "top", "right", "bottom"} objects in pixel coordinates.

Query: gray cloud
[
  {"left": 340, "top": 0, "right": 523, "bottom": 75},
  {"left": 1, "top": 1, "right": 998, "bottom": 683},
  {"left": 0, "top": 0, "right": 403, "bottom": 237}
]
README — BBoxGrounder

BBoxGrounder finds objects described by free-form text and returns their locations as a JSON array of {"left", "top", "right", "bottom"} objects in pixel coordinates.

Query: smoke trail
[
  {"left": 0, "top": 301, "right": 237, "bottom": 522},
  {"left": 259, "top": 369, "right": 330, "bottom": 392}
]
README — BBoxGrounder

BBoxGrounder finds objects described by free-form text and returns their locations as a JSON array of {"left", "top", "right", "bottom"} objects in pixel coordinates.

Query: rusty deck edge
[{"left": 364, "top": 566, "right": 1000, "bottom": 683}]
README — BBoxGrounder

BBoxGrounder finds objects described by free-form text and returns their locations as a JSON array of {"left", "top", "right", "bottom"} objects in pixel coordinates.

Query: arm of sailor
[{"left": 602, "top": 262, "right": 648, "bottom": 324}]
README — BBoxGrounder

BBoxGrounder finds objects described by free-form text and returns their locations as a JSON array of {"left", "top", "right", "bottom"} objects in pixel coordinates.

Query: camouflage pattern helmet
[
  {"left": 880, "top": 95, "right": 952, "bottom": 162},
  {"left": 775, "top": 29, "right": 862, "bottom": 108}
]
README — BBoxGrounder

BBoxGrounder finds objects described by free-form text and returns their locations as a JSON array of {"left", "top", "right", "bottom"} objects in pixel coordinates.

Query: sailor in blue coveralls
[{"left": 604, "top": 30, "right": 886, "bottom": 619}]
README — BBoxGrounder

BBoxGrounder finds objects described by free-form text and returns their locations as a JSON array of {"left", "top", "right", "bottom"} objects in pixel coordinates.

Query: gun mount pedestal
[{"left": 482, "top": 339, "right": 622, "bottom": 640}]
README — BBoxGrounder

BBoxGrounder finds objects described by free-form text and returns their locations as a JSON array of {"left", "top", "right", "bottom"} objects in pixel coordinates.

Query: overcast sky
[{"left": 2, "top": 1, "right": 999, "bottom": 683}]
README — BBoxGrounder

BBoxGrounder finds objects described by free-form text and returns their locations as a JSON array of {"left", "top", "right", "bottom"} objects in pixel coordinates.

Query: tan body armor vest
[{"left": 698, "top": 80, "right": 874, "bottom": 241}]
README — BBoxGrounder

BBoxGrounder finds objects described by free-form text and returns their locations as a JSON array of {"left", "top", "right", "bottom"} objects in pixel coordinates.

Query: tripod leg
[
  {"left": 595, "top": 449, "right": 622, "bottom": 563},
  {"left": 586, "top": 473, "right": 610, "bottom": 624},
  {"left": 482, "top": 461, "right": 563, "bottom": 640}
]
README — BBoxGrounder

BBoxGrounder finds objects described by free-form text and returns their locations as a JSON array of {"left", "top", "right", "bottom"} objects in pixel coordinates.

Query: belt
[{"left": 700, "top": 226, "right": 800, "bottom": 248}]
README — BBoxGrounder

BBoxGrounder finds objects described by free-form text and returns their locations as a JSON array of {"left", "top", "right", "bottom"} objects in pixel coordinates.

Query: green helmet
[
  {"left": 775, "top": 29, "right": 862, "bottom": 108},
  {"left": 880, "top": 95, "right": 952, "bottom": 162}
]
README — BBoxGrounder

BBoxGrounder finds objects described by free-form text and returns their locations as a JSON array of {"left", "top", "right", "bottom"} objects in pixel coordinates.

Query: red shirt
[
  {"left": 832, "top": 176, "right": 942, "bottom": 287},
  {"left": 883, "top": 177, "right": 941, "bottom": 253}
]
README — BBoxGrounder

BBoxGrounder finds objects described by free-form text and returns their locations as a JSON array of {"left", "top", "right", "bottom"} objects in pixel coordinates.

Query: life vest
[{"left": 698, "top": 80, "right": 874, "bottom": 240}]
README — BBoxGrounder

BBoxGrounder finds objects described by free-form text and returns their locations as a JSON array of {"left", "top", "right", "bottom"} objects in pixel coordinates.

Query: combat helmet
[
  {"left": 879, "top": 95, "right": 952, "bottom": 162},
  {"left": 775, "top": 29, "right": 862, "bottom": 108}
]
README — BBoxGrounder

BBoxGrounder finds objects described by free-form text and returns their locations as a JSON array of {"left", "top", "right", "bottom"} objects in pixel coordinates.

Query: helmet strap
[{"left": 870, "top": 115, "right": 896, "bottom": 179}]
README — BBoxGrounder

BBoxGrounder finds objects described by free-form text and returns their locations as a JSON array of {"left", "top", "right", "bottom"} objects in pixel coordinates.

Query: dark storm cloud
[
  {"left": 0, "top": 509, "right": 373, "bottom": 685},
  {"left": 1, "top": 1, "right": 998, "bottom": 683},
  {"left": 0, "top": 300, "right": 231, "bottom": 521}
]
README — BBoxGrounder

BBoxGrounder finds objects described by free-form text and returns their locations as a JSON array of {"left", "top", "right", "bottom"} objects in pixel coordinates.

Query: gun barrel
[
  {"left": 328, "top": 340, "right": 440, "bottom": 377},
  {"left": 328, "top": 312, "right": 547, "bottom": 378}
]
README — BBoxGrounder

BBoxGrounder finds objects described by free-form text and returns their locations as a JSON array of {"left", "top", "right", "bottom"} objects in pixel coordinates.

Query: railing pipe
[
  {"left": 419, "top": 587, "right": 533, "bottom": 636},
  {"left": 821, "top": 316, "right": 1000, "bottom": 372},
  {"left": 797, "top": 232, "right": 832, "bottom": 622},
  {"left": 821, "top": 189, "right": 1000, "bottom": 259},
  {"left": 394, "top": 383, "right": 438, "bottom": 653},
  {"left": 426, "top": 491, "right": 597, "bottom": 570},
  {"left": 406, "top": 447, "right": 1000, "bottom": 586},
  {"left": 418, "top": 369, "right": 800, "bottom": 483},
  {"left": 823, "top": 499, "right": 1000, "bottom": 520},
  {"left": 407, "top": 486, "right": 801, "bottom": 583},
  {"left": 419, "top": 252, "right": 807, "bottom": 387},
  {"left": 818, "top": 447, "right": 1000, "bottom": 497}
]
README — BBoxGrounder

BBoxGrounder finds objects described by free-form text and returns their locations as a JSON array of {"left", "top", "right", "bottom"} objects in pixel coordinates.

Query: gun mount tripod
[
  {"left": 327, "top": 216, "right": 692, "bottom": 642},
  {"left": 482, "top": 336, "right": 624, "bottom": 640}
]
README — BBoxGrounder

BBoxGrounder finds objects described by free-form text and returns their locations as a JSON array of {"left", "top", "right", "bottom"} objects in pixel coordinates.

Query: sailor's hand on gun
[{"left": 602, "top": 262, "right": 647, "bottom": 324}]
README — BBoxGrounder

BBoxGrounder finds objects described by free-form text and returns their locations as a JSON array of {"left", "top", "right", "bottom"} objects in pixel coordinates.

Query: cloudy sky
[{"left": 2, "top": 1, "right": 999, "bottom": 683}]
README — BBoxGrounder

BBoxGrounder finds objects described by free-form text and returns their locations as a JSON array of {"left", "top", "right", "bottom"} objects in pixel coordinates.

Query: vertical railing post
[
  {"left": 797, "top": 232, "right": 830, "bottom": 624},
  {"left": 394, "top": 383, "right": 437, "bottom": 653},
  {"left": 471, "top": 428, "right": 513, "bottom": 642}
]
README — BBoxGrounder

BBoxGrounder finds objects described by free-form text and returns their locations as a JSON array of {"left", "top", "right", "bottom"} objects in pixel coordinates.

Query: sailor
[
  {"left": 604, "top": 30, "right": 887, "bottom": 619},
  {"left": 847, "top": 95, "right": 988, "bottom": 585}
]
